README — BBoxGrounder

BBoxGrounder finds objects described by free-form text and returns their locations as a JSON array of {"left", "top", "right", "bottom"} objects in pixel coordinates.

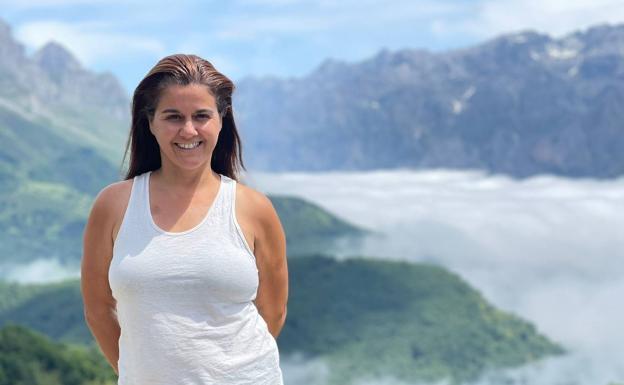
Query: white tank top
[{"left": 108, "top": 170, "right": 284, "bottom": 385}]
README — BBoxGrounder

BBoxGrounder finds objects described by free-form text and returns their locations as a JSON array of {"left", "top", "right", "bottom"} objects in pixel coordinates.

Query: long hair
[{"left": 120, "top": 54, "right": 246, "bottom": 181}]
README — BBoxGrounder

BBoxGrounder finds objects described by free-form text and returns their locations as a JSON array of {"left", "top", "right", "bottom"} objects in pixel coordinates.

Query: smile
[{"left": 175, "top": 141, "right": 202, "bottom": 149}]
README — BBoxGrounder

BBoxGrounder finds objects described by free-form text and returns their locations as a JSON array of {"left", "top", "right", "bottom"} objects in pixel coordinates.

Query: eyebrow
[{"left": 161, "top": 108, "right": 215, "bottom": 114}]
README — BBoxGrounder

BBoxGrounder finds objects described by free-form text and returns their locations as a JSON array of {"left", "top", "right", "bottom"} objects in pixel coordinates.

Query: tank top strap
[
  {"left": 220, "top": 174, "right": 257, "bottom": 263},
  {"left": 113, "top": 172, "right": 151, "bottom": 254},
  {"left": 221, "top": 174, "right": 236, "bottom": 211},
  {"left": 137, "top": 171, "right": 157, "bottom": 231}
]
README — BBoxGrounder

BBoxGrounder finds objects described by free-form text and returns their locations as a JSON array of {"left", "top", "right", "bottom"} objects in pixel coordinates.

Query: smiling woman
[{"left": 80, "top": 54, "right": 288, "bottom": 385}]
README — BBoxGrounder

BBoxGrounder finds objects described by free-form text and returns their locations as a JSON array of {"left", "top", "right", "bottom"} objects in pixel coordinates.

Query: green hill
[
  {"left": 0, "top": 104, "right": 122, "bottom": 266},
  {"left": 0, "top": 180, "right": 94, "bottom": 266},
  {"left": 0, "top": 255, "right": 565, "bottom": 385},
  {"left": 269, "top": 195, "right": 372, "bottom": 256},
  {"left": 0, "top": 280, "right": 90, "bottom": 344},
  {"left": 0, "top": 323, "right": 116, "bottom": 385},
  {"left": 282, "top": 255, "right": 565, "bottom": 384}
]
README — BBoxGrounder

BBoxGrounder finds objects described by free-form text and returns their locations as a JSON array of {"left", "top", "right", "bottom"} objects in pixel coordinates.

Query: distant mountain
[
  {"left": 0, "top": 255, "right": 565, "bottom": 385},
  {"left": 0, "top": 19, "right": 129, "bottom": 166},
  {"left": 235, "top": 23, "right": 624, "bottom": 178}
]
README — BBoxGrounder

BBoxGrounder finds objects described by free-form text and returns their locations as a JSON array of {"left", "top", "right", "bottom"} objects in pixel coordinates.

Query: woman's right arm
[{"left": 80, "top": 185, "right": 122, "bottom": 376}]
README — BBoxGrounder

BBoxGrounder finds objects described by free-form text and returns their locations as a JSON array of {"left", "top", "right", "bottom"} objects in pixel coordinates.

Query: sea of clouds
[{"left": 245, "top": 168, "right": 624, "bottom": 385}]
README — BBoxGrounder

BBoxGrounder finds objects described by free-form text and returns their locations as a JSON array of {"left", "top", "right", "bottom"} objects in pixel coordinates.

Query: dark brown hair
[{"left": 120, "top": 54, "right": 246, "bottom": 181}]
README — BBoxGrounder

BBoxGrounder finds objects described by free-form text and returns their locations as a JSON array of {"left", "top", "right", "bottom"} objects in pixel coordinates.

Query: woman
[{"left": 80, "top": 54, "right": 288, "bottom": 385}]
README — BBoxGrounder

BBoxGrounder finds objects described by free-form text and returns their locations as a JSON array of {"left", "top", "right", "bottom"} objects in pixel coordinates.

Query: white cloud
[
  {"left": 431, "top": 0, "right": 624, "bottom": 41},
  {"left": 217, "top": 0, "right": 624, "bottom": 44},
  {"left": 216, "top": 0, "right": 466, "bottom": 40},
  {"left": 14, "top": 20, "right": 166, "bottom": 66},
  {"left": 1, "top": 258, "right": 78, "bottom": 284}
]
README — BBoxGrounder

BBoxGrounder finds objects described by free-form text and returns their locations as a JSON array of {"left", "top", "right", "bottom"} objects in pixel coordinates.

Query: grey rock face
[
  {"left": 0, "top": 20, "right": 129, "bottom": 121},
  {"left": 235, "top": 23, "right": 624, "bottom": 178}
]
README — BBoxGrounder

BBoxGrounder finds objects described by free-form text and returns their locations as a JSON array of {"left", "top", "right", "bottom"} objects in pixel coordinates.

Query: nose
[{"left": 180, "top": 118, "right": 198, "bottom": 137}]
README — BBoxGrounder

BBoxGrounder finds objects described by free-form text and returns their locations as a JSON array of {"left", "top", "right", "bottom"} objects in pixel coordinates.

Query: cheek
[
  {"left": 202, "top": 122, "right": 221, "bottom": 136},
  {"left": 150, "top": 130, "right": 175, "bottom": 149}
]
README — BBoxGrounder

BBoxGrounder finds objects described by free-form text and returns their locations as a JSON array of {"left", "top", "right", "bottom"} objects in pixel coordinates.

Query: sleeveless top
[{"left": 108, "top": 170, "right": 284, "bottom": 385}]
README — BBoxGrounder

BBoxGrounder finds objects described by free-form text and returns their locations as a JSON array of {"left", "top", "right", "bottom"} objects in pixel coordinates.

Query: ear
[
  {"left": 217, "top": 112, "right": 225, "bottom": 131},
  {"left": 218, "top": 107, "right": 229, "bottom": 129},
  {"left": 147, "top": 115, "right": 155, "bottom": 136}
]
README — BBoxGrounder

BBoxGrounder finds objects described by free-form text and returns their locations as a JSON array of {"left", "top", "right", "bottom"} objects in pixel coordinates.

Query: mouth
[{"left": 174, "top": 141, "right": 203, "bottom": 150}]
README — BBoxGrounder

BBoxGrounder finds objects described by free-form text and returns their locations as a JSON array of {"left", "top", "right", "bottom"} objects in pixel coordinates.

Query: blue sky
[{"left": 1, "top": 0, "right": 624, "bottom": 96}]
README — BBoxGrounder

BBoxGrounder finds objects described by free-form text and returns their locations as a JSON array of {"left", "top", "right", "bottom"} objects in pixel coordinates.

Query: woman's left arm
[{"left": 251, "top": 193, "right": 288, "bottom": 339}]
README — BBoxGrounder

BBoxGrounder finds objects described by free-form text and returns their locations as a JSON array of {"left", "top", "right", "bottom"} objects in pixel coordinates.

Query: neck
[{"left": 152, "top": 162, "right": 219, "bottom": 193}]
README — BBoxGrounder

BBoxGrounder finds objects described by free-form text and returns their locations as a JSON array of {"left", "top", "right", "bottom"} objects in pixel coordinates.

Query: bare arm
[
  {"left": 80, "top": 185, "right": 123, "bottom": 376},
  {"left": 251, "top": 194, "right": 289, "bottom": 339}
]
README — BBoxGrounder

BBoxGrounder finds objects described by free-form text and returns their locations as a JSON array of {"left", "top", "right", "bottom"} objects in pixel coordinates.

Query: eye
[
  {"left": 195, "top": 114, "right": 211, "bottom": 120},
  {"left": 165, "top": 115, "right": 181, "bottom": 120}
]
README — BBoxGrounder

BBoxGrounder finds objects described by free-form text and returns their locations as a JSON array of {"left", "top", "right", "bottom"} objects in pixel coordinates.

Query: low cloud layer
[
  {"left": 247, "top": 168, "right": 624, "bottom": 385},
  {"left": 1, "top": 257, "right": 78, "bottom": 284}
]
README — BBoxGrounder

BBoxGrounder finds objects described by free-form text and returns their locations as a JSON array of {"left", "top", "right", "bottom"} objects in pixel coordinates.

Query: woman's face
[{"left": 148, "top": 83, "right": 222, "bottom": 172}]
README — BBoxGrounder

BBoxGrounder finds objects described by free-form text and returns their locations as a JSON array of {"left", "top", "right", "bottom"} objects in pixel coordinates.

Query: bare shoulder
[
  {"left": 235, "top": 179, "right": 286, "bottom": 269},
  {"left": 235, "top": 180, "right": 279, "bottom": 227},
  {"left": 108, "top": 179, "right": 134, "bottom": 243},
  {"left": 91, "top": 179, "right": 134, "bottom": 243},
  {"left": 235, "top": 179, "right": 285, "bottom": 250}
]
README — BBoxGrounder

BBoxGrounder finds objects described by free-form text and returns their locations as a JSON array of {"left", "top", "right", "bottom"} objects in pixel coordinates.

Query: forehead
[{"left": 156, "top": 84, "right": 216, "bottom": 110}]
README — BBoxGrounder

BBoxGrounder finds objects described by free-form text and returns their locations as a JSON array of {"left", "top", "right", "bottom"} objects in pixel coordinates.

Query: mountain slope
[
  {"left": 269, "top": 195, "right": 373, "bottom": 256},
  {"left": 281, "top": 255, "right": 564, "bottom": 385},
  {"left": 0, "top": 19, "right": 129, "bottom": 166}
]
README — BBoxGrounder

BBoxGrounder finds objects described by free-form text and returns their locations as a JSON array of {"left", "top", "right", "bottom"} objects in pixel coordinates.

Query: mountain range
[
  {"left": 0, "top": 20, "right": 129, "bottom": 166},
  {"left": 235, "top": 23, "right": 624, "bottom": 178},
  {"left": 2, "top": 18, "right": 621, "bottom": 178}
]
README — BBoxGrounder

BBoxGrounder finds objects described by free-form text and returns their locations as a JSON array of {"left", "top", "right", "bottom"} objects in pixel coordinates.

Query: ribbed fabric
[{"left": 108, "top": 170, "right": 284, "bottom": 385}]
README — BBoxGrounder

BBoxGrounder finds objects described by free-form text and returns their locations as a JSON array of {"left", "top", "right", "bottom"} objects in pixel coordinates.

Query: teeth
[{"left": 176, "top": 141, "right": 201, "bottom": 149}]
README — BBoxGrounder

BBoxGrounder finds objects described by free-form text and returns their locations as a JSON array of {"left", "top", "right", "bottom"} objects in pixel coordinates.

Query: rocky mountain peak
[
  {"left": 0, "top": 18, "right": 129, "bottom": 121},
  {"left": 33, "top": 41, "right": 82, "bottom": 83},
  {"left": 0, "top": 19, "right": 26, "bottom": 66}
]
